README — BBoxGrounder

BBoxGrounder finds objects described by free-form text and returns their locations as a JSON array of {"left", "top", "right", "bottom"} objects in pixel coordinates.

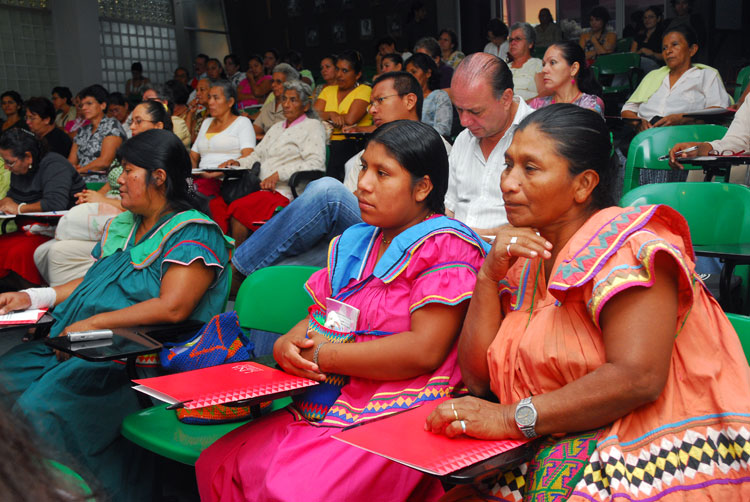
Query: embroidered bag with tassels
[
  {"left": 159, "top": 311, "right": 271, "bottom": 424},
  {"left": 292, "top": 305, "right": 356, "bottom": 421}
]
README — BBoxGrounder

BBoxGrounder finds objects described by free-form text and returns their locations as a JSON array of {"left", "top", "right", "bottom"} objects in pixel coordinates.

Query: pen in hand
[{"left": 659, "top": 146, "right": 698, "bottom": 161}]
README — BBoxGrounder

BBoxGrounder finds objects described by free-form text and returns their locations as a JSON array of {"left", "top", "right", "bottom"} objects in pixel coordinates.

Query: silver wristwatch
[{"left": 514, "top": 397, "right": 538, "bottom": 438}]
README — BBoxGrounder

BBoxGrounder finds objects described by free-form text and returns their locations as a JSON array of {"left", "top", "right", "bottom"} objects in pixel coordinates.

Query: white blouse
[
  {"left": 622, "top": 67, "right": 732, "bottom": 121},
  {"left": 509, "top": 58, "right": 543, "bottom": 101},
  {"left": 191, "top": 116, "right": 256, "bottom": 168}
]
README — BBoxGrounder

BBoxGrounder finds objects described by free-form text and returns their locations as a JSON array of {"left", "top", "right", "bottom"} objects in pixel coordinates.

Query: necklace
[{"left": 382, "top": 212, "right": 434, "bottom": 246}]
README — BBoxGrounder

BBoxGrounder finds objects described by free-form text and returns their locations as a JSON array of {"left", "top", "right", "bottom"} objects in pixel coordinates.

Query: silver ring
[
  {"left": 510, "top": 236, "right": 518, "bottom": 244},
  {"left": 506, "top": 243, "right": 512, "bottom": 256},
  {"left": 460, "top": 420, "right": 467, "bottom": 433}
]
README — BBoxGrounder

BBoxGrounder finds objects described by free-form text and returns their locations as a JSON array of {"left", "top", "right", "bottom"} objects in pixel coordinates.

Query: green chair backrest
[
  {"left": 615, "top": 37, "right": 634, "bottom": 53},
  {"left": 726, "top": 313, "right": 750, "bottom": 365},
  {"left": 234, "top": 265, "right": 319, "bottom": 334},
  {"left": 85, "top": 182, "right": 105, "bottom": 191},
  {"left": 592, "top": 52, "right": 640, "bottom": 76},
  {"left": 735, "top": 65, "right": 750, "bottom": 103},
  {"left": 621, "top": 124, "right": 728, "bottom": 195},
  {"left": 619, "top": 182, "right": 750, "bottom": 245}
]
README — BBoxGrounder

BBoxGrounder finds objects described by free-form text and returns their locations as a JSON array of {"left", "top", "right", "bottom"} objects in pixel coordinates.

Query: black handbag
[{"left": 220, "top": 161, "right": 261, "bottom": 204}]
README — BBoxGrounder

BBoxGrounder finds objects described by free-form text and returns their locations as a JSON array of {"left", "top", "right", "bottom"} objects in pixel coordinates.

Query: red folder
[
  {"left": 332, "top": 397, "right": 530, "bottom": 476},
  {"left": 132, "top": 361, "right": 318, "bottom": 409}
]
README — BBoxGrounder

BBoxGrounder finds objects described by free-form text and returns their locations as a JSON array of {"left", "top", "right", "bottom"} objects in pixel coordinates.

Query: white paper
[{"left": 0, "top": 309, "right": 46, "bottom": 324}]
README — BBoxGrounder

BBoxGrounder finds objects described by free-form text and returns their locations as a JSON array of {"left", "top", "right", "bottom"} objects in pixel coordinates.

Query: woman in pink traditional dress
[
  {"left": 196, "top": 120, "right": 490, "bottom": 501},
  {"left": 427, "top": 104, "right": 750, "bottom": 501}
]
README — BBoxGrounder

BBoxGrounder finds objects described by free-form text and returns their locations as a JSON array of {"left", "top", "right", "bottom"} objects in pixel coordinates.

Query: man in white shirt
[{"left": 446, "top": 52, "right": 534, "bottom": 237}]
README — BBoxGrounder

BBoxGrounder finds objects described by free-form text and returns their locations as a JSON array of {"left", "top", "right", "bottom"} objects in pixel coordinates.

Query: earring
[{"left": 571, "top": 77, "right": 575, "bottom": 85}]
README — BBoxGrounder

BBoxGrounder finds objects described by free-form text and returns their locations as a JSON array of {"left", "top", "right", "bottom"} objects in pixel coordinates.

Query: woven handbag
[{"left": 292, "top": 305, "right": 356, "bottom": 421}]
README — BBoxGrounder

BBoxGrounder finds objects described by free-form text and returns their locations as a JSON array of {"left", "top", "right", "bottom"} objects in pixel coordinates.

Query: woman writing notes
[
  {"left": 424, "top": 104, "right": 750, "bottom": 501},
  {"left": 0, "top": 130, "right": 233, "bottom": 501},
  {"left": 197, "top": 120, "right": 489, "bottom": 501}
]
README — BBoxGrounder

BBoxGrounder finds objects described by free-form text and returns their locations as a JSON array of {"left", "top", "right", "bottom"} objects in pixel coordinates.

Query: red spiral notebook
[
  {"left": 333, "top": 397, "right": 530, "bottom": 476},
  {"left": 132, "top": 361, "right": 318, "bottom": 409}
]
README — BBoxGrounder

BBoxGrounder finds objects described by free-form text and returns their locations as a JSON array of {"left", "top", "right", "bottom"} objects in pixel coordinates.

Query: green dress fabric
[{"left": 0, "top": 209, "right": 232, "bottom": 501}]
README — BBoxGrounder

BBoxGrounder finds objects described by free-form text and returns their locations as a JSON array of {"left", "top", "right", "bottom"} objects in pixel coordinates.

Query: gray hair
[
  {"left": 208, "top": 79, "right": 238, "bottom": 115},
  {"left": 510, "top": 22, "right": 536, "bottom": 48},
  {"left": 282, "top": 80, "right": 317, "bottom": 118},
  {"left": 413, "top": 37, "right": 441, "bottom": 59},
  {"left": 272, "top": 63, "right": 300, "bottom": 82}
]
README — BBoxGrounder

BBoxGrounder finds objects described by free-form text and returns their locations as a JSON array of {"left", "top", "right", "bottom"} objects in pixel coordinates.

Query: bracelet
[
  {"left": 313, "top": 341, "right": 327, "bottom": 369},
  {"left": 16, "top": 202, "right": 26, "bottom": 215},
  {"left": 19, "top": 287, "right": 57, "bottom": 309}
]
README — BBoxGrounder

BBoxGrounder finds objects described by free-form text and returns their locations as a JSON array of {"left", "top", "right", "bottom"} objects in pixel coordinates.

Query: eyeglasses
[
  {"left": 508, "top": 37, "right": 526, "bottom": 43},
  {"left": 132, "top": 117, "right": 155, "bottom": 126},
  {"left": 2, "top": 157, "right": 20, "bottom": 169},
  {"left": 708, "top": 149, "right": 746, "bottom": 156},
  {"left": 367, "top": 94, "right": 400, "bottom": 111}
]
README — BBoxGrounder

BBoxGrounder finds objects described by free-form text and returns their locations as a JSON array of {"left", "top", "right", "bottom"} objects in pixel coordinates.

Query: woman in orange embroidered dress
[{"left": 426, "top": 104, "right": 750, "bottom": 501}]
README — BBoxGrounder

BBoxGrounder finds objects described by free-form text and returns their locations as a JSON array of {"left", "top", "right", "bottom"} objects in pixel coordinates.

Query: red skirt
[
  {"left": 0, "top": 232, "right": 51, "bottom": 285},
  {"left": 209, "top": 191, "right": 290, "bottom": 234}
]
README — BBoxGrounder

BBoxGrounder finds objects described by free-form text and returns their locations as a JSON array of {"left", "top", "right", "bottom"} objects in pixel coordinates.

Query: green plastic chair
[
  {"left": 621, "top": 124, "right": 728, "bottom": 196},
  {"left": 615, "top": 37, "right": 634, "bottom": 53},
  {"left": 46, "top": 459, "right": 95, "bottom": 500},
  {"left": 592, "top": 52, "right": 641, "bottom": 95},
  {"left": 85, "top": 182, "right": 105, "bottom": 191},
  {"left": 727, "top": 313, "right": 750, "bottom": 365},
  {"left": 735, "top": 65, "right": 750, "bottom": 103},
  {"left": 619, "top": 182, "right": 750, "bottom": 247},
  {"left": 121, "top": 265, "right": 318, "bottom": 465}
]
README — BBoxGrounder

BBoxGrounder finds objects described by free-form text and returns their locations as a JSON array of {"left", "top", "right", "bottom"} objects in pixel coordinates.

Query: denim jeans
[{"left": 231, "top": 177, "right": 362, "bottom": 277}]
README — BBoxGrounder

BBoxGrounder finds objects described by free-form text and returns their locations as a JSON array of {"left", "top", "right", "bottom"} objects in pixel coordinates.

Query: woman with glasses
[
  {"left": 507, "top": 23, "right": 543, "bottom": 101},
  {"left": 0, "top": 129, "right": 84, "bottom": 291},
  {"left": 34, "top": 100, "right": 175, "bottom": 286}
]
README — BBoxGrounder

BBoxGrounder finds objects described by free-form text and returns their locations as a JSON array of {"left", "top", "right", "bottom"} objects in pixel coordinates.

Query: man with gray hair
[
  {"left": 445, "top": 52, "right": 534, "bottom": 238},
  {"left": 253, "top": 62, "right": 300, "bottom": 138}
]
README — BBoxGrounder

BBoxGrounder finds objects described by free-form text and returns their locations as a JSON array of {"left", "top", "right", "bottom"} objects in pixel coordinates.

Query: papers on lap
[
  {"left": 132, "top": 361, "right": 318, "bottom": 409},
  {"left": 332, "top": 397, "right": 530, "bottom": 476},
  {"left": 0, "top": 211, "right": 68, "bottom": 218},
  {"left": 0, "top": 308, "right": 48, "bottom": 325}
]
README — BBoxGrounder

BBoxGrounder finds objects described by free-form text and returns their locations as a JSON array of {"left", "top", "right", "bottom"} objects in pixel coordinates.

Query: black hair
[
  {"left": 174, "top": 66, "right": 189, "bottom": 76},
  {"left": 248, "top": 54, "right": 263, "bottom": 66},
  {"left": 25, "top": 97, "right": 56, "bottom": 123},
  {"left": 206, "top": 58, "right": 226, "bottom": 79},
  {"left": 404, "top": 53, "right": 440, "bottom": 91},
  {"left": 283, "top": 50, "right": 304, "bottom": 69},
  {"left": 108, "top": 91, "right": 128, "bottom": 108},
  {"left": 51, "top": 86, "right": 73, "bottom": 105},
  {"left": 366, "top": 120, "right": 447, "bottom": 214},
  {"left": 487, "top": 18, "right": 509, "bottom": 38},
  {"left": 645, "top": 4, "right": 663, "bottom": 18},
  {"left": 438, "top": 28, "right": 458, "bottom": 50},
  {"left": 662, "top": 23, "right": 698, "bottom": 47},
  {"left": 264, "top": 49, "right": 280, "bottom": 75},
  {"left": 117, "top": 129, "right": 195, "bottom": 212},
  {"left": 589, "top": 6, "right": 611, "bottom": 25},
  {"left": 224, "top": 53, "right": 239, "bottom": 66},
  {"left": 670, "top": 0, "right": 693, "bottom": 7},
  {"left": 373, "top": 71, "right": 424, "bottom": 118},
  {"left": 337, "top": 49, "right": 364, "bottom": 77},
  {"left": 1, "top": 91, "right": 23, "bottom": 115},
  {"left": 517, "top": 104, "right": 615, "bottom": 209},
  {"left": 548, "top": 41, "right": 602, "bottom": 97},
  {"left": 209, "top": 80, "right": 239, "bottom": 115},
  {"left": 137, "top": 100, "right": 173, "bottom": 131},
  {"left": 382, "top": 53, "right": 403, "bottom": 68},
  {"left": 131, "top": 61, "right": 143, "bottom": 72},
  {"left": 163, "top": 79, "right": 189, "bottom": 106},
  {"left": 413, "top": 37, "right": 441, "bottom": 59},
  {"left": 0, "top": 128, "right": 48, "bottom": 170},
  {"left": 196, "top": 53, "right": 209, "bottom": 63},
  {"left": 377, "top": 36, "right": 396, "bottom": 49},
  {"left": 77, "top": 84, "right": 109, "bottom": 111}
]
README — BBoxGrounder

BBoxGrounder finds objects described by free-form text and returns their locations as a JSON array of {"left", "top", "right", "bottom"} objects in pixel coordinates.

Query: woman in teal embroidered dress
[
  {"left": 0, "top": 129, "right": 233, "bottom": 501},
  {"left": 196, "top": 120, "right": 490, "bottom": 501}
]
